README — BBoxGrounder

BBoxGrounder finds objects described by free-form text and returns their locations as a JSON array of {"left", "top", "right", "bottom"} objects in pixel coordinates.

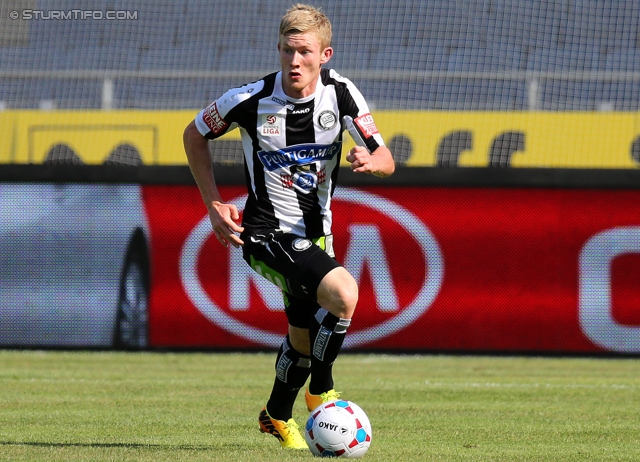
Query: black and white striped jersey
[{"left": 194, "top": 67, "right": 385, "bottom": 239}]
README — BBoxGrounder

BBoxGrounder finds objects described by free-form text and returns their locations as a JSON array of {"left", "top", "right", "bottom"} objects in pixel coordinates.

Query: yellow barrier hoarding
[
  {"left": 371, "top": 111, "right": 640, "bottom": 168},
  {"left": 0, "top": 112, "right": 15, "bottom": 162},
  {"left": 1, "top": 110, "right": 639, "bottom": 168},
  {"left": 2, "top": 110, "right": 196, "bottom": 165}
]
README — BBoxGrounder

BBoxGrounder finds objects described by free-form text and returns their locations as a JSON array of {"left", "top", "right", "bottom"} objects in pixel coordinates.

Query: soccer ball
[{"left": 304, "top": 400, "right": 372, "bottom": 458}]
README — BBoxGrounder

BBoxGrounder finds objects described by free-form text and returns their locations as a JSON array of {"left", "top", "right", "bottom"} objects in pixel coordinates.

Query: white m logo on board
[{"left": 180, "top": 188, "right": 444, "bottom": 349}]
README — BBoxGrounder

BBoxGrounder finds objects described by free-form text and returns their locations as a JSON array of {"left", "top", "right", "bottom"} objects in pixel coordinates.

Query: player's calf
[
  {"left": 264, "top": 335, "right": 311, "bottom": 422},
  {"left": 308, "top": 308, "right": 351, "bottom": 394}
]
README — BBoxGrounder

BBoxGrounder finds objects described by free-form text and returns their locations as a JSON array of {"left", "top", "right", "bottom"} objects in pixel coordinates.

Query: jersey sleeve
[
  {"left": 195, "top": 100, "right": 232, "bottom": 139},
  {"left": 331, "top": 69, "right": 386, "bottom": 153},
  {"left": 194, "top": 79, "right": 266, "bottom": 139}
]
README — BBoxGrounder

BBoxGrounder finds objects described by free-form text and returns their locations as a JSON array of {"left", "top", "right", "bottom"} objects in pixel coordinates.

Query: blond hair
[{"left": 279, "top": 4, "right": 332, "bottom": 49}]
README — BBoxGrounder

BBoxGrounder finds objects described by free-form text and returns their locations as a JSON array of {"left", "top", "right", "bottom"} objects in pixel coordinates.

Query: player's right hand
[{"left": 208, "top": 201, "right": 245, "bottom": 248}]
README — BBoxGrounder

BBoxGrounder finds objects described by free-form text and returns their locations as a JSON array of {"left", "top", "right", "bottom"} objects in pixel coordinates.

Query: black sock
[
  {"left": 308, "top": 308, "right": 351, "bottom": 395},
  {"left": 265, "top": 335, "right": 311, "bottom": 422}
]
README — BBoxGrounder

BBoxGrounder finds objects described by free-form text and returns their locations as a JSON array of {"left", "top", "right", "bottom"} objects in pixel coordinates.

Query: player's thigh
[{"left": 242, "top": 233, "right": 340, "bottom": 301}]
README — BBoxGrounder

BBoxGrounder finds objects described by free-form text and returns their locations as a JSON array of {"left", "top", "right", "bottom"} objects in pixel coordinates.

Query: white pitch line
[{"left": 422, "top": 381, "right": 638, "bottom": 390}]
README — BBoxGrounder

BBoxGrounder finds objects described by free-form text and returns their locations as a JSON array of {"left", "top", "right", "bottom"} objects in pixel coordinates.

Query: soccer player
[{"left": 183, "top": 3, "right": 395, "bottom": 450}]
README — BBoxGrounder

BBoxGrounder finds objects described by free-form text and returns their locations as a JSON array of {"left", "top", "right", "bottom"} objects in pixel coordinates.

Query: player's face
[{"left": 278, "top": 32, "right": 332, "bottom": 99}]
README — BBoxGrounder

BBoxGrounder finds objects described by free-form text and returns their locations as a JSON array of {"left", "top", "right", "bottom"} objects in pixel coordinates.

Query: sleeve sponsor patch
[
  {"left": 354, "top": 113, "right": 380, "bottom": 139},
  {"left": 202, "top": 101, "right": 229, "bottom": 135}
]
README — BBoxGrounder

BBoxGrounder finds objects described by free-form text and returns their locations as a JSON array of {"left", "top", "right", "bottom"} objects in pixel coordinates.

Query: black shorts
[{"left": 241, "top": 231, "right": 341, "bottom": 329}]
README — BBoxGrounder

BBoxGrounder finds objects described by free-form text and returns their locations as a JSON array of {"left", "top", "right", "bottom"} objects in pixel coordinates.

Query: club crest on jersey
[
  {"left": 292, "top": 238, "right": 312, "bottom": 251},
  {"left": 318, "top": 110, "right": 337, "bottom": 130},
  {"left": 258, "top": 142, "right": 341, "bottom": 171},
  {"left": 261, "top": 114, "right": 282, "bottom": 136}
]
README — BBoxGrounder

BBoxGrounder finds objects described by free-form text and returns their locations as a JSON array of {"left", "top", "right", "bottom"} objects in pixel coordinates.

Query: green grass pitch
[{"left": 1, "top": 350, "right": 639, "bottom": 461}]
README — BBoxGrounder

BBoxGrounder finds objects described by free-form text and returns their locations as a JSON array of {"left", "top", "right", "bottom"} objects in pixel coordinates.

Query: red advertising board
[{"left": 143, "top": 185, "right": 640, "bottom": 354}]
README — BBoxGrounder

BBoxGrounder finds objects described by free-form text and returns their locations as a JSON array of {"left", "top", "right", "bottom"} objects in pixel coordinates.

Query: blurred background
[
  {"left": 2, "top": 1, "right": 640, "bottom": 354},
  {"left": 2, "top": 0, "right": 640, "bottom": 167}
]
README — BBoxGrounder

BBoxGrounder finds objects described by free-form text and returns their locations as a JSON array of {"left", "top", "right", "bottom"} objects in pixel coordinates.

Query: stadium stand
[
  {"left": 447, "top": 45, "right": 523, "bottom": 72},
  {"left": 601, "top": 49, "right": 640, "bottom": 111},
  {"left": 601, "top": 1, "right": 640, "bottom": 51},
  {"left": 1, "top": 0, "right": 640, "bottom": 110},
  {"left": 63, "top": 44, "right": 140, "bottom": 71},
  {"left": 0, "top": 45, "right": 63, "bottom": 70}
]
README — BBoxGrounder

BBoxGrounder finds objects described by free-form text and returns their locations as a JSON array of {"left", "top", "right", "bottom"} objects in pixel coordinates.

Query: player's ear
[{"left": 321, "top": 47, "right": 333, "bottom": 64}]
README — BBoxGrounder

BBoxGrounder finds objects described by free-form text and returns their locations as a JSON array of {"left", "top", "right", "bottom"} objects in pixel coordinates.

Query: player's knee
[
  {"left": 337, "top": 280, "right": 358, "bottom": 319},
  {"left": 317, "top": 268, "right": 358, "bottom": 320}
]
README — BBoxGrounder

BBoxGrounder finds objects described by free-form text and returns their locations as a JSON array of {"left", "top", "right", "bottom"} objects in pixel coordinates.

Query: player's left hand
[
  {"left": 346, "top": 145, "right": 395, "bottom": 178},
  {"left": 346, "top": 146, "right": 377, "bottom": 174}
]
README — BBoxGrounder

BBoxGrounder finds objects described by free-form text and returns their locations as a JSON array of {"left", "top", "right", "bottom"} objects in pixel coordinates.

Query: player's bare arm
[
  {"left": 183, "top": 120, "right": 244, "bottom": 248},
  {"left": 346, "top": 145, "right": 395, "bottom": 178}
]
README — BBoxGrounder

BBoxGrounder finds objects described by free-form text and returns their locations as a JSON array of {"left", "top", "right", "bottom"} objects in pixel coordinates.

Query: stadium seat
[
  {"left": 444, "top": 45, "right": 524, "bottom": 110},
  {"left": 526, "top": 45, "right": 603, "bottom": 71},
  {"left": 431, "top": 2, "right": 484, "bottom": 50},
  {"left": 434, "top": 77, "right": 528, "bottom": 111},
  {"left": 45, "top": 78, "right": 104, "bottom": 109},
  {"left": 556, "top": 0, "right": 606, "bottom": 50},
  {"left": 368, "top": 44, "right": 449, "bottom": 72},
  {"left": 178, "top": 0, "right": 271, "bottom": 48},
  {"left": 593, "top": 51, "right": 640, "bottom": 110},
  {"left": 109, "top": 0, "right": 184, "bottom": 49},
  {"left": 480, "top": 0, "right": 524, "bottom": 48},
  {"left": 215, "top": 43, "right": 278, "bottom": 72},
  {"left": 603, "top": 49, "right": 640, "bottom": 72},
  {"left": 447, "top": 45, "right": 522, "bottom": 72},
  {"left": 538, "top": 80, "right": 593, "bottom": 110},
  {"left": 354, "top": 78, "right": 440, "bottom": 110},
  {"left": 531, "top": 77, "right": 638, "bottom": 111},
  {"left": 5, "top": 0, "right": 640, "bottom": 111},
  {"left": 0, "top": 46, "right": 64, "bottom": 71},
  {"left": 121, "top": 78, "right": 195, "bottom": 109},
  {"left": 62, "top": 45, "right": 140, "bottom": 71},
  {"left": 0, "top": 78, "right": 58, "bottom": 109},
  {"left": 555, "top": 79, "right": 640, "bottom": 111},
  {"left": 526, "top": 42, "right": 606, "bottom": 110},
  {"left": 139, "top": 43, "right": 218, "bottom": 71},
  {"left": 119, "top": 75, "right": 241, "bottom": 110},
  {"left": 481, "top": 0, "right": 567, "bottom": 50},
  {"left": 331, "top": 1, "right": 479, "bottom": 51},
  {"left": 600, "top": 2, "right": 640, "bottom": 51},
  {"left": 328, "top": 48, "right": 373, "bottom": 72},
  {"left": 598, "top": 82, "right": 640, "bottom": 111}
]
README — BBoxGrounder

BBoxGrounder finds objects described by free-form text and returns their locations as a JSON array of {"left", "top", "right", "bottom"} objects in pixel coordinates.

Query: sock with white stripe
[
  {"left": 308, "top": 308, "right": 351, "bottom": 395},
  {"left": 265, "top": 335, "right": 311, "bottom": 422}
]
